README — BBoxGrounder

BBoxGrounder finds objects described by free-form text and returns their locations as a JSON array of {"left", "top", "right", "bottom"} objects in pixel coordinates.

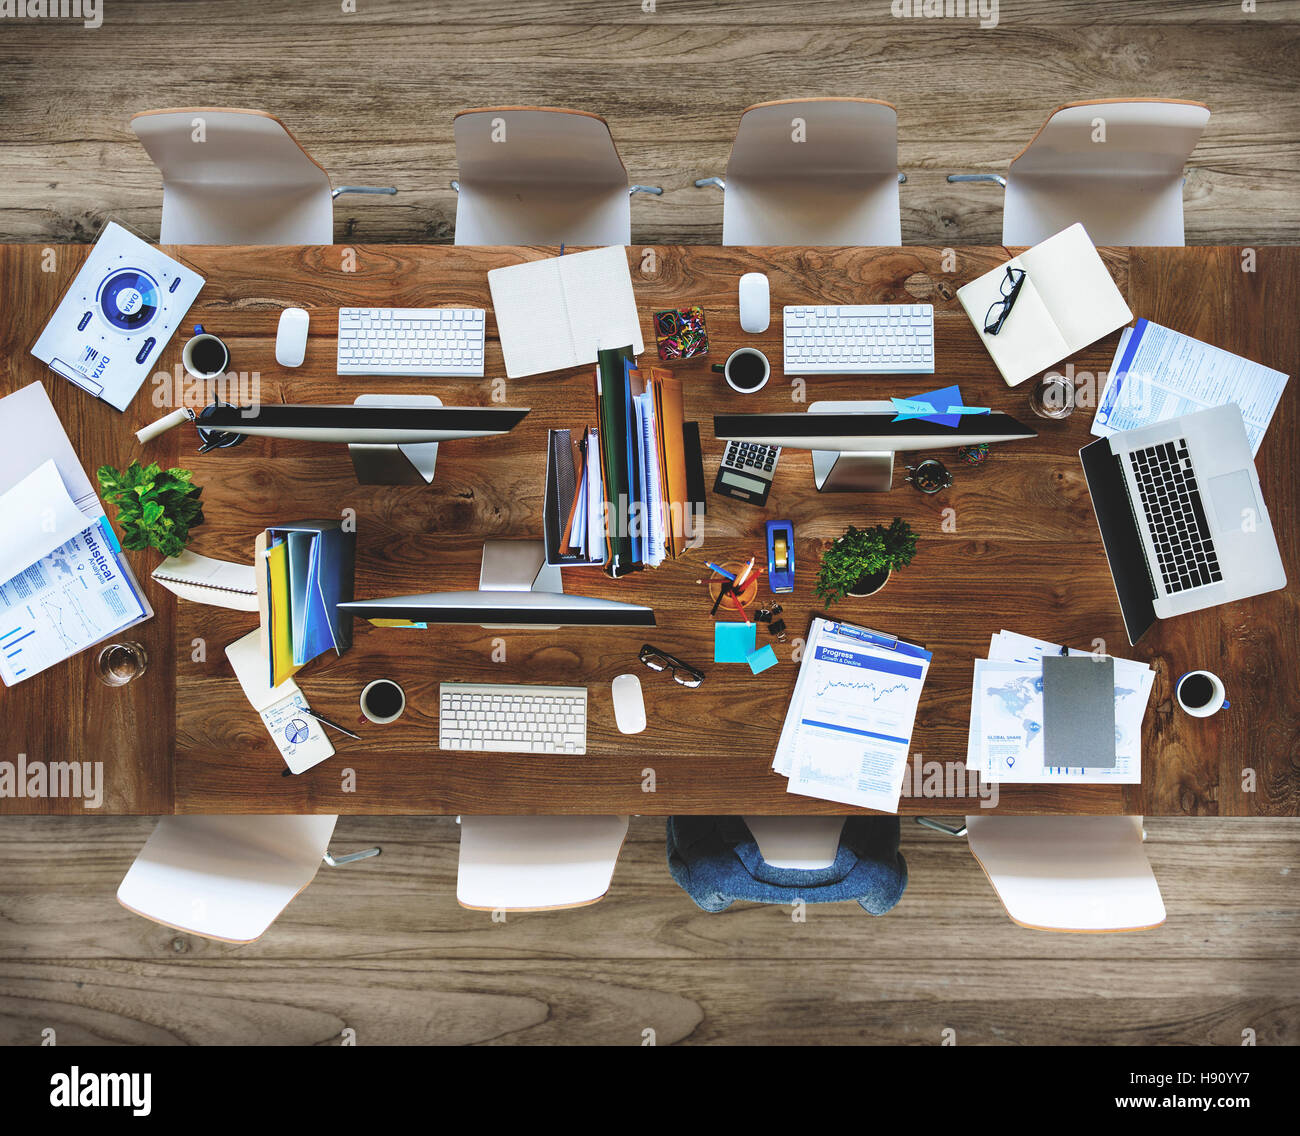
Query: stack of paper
[
  {"left": 772, "top": 618, "right": 931, "bottom": 813},
  {"left": 968, "top": 630, "right": 1154, "bottom": 784},
  {"left": 1092, "top": 318, "right": 1288, "bottom": 456},
  {"left": 0, "top": 383, "right": 152, "bottom": 686}
]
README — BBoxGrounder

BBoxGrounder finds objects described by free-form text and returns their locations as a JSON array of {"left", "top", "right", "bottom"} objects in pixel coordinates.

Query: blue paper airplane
[{"left": 891, "top": 384, "right": 990, "bottom": 428}]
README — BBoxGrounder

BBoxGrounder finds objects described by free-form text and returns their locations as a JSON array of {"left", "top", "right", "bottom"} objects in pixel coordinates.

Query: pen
[{"left": 303, "top": 710, "right": 361, "bottom": 740}]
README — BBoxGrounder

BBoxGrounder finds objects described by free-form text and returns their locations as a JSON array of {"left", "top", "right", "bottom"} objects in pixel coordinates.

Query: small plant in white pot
[{"left": 814, "top": 518, "right": 917, "bottom": 607}]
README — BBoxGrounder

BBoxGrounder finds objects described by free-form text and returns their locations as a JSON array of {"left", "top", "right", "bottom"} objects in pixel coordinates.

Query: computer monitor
[
  {"left": 194, "top": 397, "right": 530, "bottom": 485},
  {"left": 338, "top": 540, "right": 656, "bottom": 631},
  {"left": 714, "top": 400, "right": 1037, "bottom": 491}
]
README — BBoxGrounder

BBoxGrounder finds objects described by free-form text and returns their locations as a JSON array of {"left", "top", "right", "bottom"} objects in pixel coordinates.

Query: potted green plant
[
  {"left": 97, "top": 461, "right": 204, "bottom": 559},
  {"left": 814, "top": 518, "right": 917, "bottom": 606}
]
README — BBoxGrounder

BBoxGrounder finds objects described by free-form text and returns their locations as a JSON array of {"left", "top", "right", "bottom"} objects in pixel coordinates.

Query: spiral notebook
[
  {"left": 488, "top": 245, "right": 644, "bottom": 378},
  {"left": 151, "top": 550, "right": 258, "bottom": 611}
]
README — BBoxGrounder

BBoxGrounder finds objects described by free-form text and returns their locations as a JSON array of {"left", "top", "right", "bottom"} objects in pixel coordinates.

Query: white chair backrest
[
  {"left": 1011, "top": 99, "right": 1210, "bottom": 180},
  {"left": 720, "top": 98, "right": 901, "bottom": 246},
  {"left": 1002, "top": 99, "right": 1209, "bottom": 245},
  {"left": 117, "top": 815, "right": 338, "bottom": 943},
  {"left": 743, "top": 816, "right": 846, "bottom": 870},
  {"left": 454, "top": 107, "right": 627, "bottom": 187},
  {"left": 728, "top": 98, "right": 900, "bottom": 181},
  {"left": 131, "top": 108, "right": 335, "bottom": 244},
  {"left": 965, "top": 815, "right": 1166, "bottom": 932},
  {"left": 456, "top": 815, "right": 629, "bottom": 911},
  {"left": 452, "top": 107, "right": 631, "bottom": 245}
]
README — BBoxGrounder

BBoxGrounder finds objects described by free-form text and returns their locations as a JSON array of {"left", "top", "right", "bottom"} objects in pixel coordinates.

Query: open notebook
[
  {"left": 957, "top": 223, "right": 1133, "bottom": 387},
  {"left": 488, "top": 245, "right": 644, "bottom": 378}
]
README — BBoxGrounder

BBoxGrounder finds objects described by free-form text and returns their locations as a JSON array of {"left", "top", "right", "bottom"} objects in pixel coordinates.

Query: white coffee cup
[
  {"left": 360, "top": 679, "right": 406, "bottom": 724},
  {"left": 1175, "top": 670, "right": 1230, "bottom": 717},
  {"left": 182, "top": 324, "right": 230, "bottom": 379}
]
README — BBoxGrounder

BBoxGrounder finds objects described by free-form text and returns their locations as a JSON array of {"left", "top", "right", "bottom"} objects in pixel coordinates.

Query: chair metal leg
[
  {"left": 898, "top": 172, "right": 907, "bottom": 184},
  {"left": 946, "top": 173, "right": 1007, "bottom": 188},
  {"left": 693, "top": 176, "right": 726, "bottom": 191},
  {"left": 323, "top": 846, "right": 382, "bottom": 866},
  {"left": 332, "top": 186, "right": 398, "bottom": 199},
  {"left": 450, "top": 180, "right": 459, "bottom": 193},
  {"left": 629, "top": 184, "right": 664, "bottom": 196},
  {"left": 914, "top": 817, "right": 968, "bottom": 837}
]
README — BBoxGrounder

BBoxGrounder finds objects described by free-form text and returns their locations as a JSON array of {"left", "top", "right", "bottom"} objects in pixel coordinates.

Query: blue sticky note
[
  {"left": 746, "top": 644, "right": 779, "bottom": 674},
  {"left": 714, "top": 621, "right": 757, "bottom": 662}
]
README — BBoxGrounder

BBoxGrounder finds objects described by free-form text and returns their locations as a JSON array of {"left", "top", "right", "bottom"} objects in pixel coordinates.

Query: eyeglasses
[
  {"left": 983, "top": 266, "right": 1026, "bottom": 336},
  {"left": 638, "top": 644, "right": 705, "bottom": 688}
]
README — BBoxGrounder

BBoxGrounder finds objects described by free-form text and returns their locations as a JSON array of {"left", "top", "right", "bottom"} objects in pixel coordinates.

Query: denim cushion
[{"left": 666, "top": 815, "right": 907, "bottom": 914}]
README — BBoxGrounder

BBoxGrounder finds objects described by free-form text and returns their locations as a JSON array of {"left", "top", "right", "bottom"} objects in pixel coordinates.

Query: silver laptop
[{"left": 1080, "top": 402, "right": 1286, "bottom": 644}]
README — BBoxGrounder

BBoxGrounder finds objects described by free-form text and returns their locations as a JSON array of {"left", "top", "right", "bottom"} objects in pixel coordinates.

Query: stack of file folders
[
  {"left": 967, "top": 630, "right": 1154, "bottom": 785},
  {"left": 255, "top": 520, "right": 356, "bottom": 687},
  {"left": 543, "top": 345, "right": 702, "bottom": 576}
]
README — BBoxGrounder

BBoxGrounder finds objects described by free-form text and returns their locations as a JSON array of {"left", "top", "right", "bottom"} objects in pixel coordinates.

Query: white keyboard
[
  {"left": 337, "top": 307, "right": 486, "bottom": 377},
  {"left": 439, "top": 683, "right": 587, "bottom": 755},
  {"left": 783, "top": 304, "right": 935, "bottom": 374}
]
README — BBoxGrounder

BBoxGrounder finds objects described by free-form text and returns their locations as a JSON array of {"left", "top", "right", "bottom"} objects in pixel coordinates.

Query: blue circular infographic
[{"left": 97, "top": 268, "right": 160, "bottom": 332}]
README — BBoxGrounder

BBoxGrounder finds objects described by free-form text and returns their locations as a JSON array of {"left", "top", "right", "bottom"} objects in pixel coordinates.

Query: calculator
[{"left": 713, "top": 441, "right": 780, "bottom": 505}]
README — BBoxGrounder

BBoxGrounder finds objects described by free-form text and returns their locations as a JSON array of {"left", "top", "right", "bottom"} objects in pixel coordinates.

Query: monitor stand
[
  {"left": 349, "top": 393, "right": 443, "bottom": 485},
  {"left": 478, "top": 539, "right": 563, "bottom": 630},
  {"left": 808, "top": 399, "right": 895, "bottom": 492},
  {"left": 479, "top": 539, "right": 563, "bottom": 595}
]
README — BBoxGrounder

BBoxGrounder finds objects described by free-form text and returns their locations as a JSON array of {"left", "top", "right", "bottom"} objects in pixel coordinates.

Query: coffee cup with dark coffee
[
  {"left": 360, "top": 679, "right": 406, "bottom": 724},
  {"left": 182, "top": 324, "right": 230, "bottom": 379},
  {"left": 712, "top": 347, "right": 770, "bottom": 394},
  {"left": 1175, "top": 670, "right": 1229, "bottom": 718}
]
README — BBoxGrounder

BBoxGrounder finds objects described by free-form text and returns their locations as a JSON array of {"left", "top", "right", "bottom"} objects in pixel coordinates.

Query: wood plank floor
[
  {"left": 1, "top": 816, "right": 1296, "bottom": 1045},
  {"left": 1, "top": 1, "right": 1298, "bottom": 245}
]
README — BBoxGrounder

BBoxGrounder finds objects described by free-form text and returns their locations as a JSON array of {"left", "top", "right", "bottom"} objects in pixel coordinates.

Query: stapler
[{"left": 765, "top": 519, "right": 795, "bottom": 593}]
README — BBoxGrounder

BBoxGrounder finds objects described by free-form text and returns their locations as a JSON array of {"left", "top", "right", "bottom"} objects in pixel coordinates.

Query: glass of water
[
  {"left": 95, "top": 641, "right": 148, "bottom": 687},
  {"left": 1030, "top": 374, "right": 1076, "bottom": 419}
]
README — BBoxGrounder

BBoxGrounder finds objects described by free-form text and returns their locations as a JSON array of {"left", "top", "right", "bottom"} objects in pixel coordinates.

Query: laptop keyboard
[{"left": 1128, "top": 439, "right": 1222, "bottom": 594}]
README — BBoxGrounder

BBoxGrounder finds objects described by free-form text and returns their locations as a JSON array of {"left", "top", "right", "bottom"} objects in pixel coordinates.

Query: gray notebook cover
[{"left": 1042, "top": 655, "right": 1117, "bottom": 769}]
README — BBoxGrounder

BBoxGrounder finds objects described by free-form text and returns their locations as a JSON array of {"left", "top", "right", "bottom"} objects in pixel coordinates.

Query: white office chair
[
  {"left": 450, "top": 106, "right": 661, "bottom": 246},
  {"left": 455, "top": 815, "right": 629, "bottom": 911},
  {"left": 694, "top": 98, "right": 904, "bottom": 246},
  {"left": 742, "top": 816, "right": 846, "bottom": 869},
  {"left": 130, "top": 107, "right": 397, "bottom": 244},
  {"left": 918, "top": 815, "right": 1166, "bottom": 932},
  {"left": 116, "top": 815, "right": 380, "bottom": 944},
  {"left": 947, "top": 99, "right": 1210, "bottom": 246}
]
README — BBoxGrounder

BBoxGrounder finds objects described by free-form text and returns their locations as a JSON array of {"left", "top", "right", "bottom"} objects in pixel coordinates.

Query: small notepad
[
  {"left": 957, "top": 223, "right": 1133, "bottom": 387},
  {"left": 488, "top": 246, "right": 644, "bottom": 378}
]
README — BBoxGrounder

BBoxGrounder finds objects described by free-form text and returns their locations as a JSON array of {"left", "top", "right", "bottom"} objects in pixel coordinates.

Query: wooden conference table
[{"left": 0, "top": 244, "right": 1296, "bottom": 816}]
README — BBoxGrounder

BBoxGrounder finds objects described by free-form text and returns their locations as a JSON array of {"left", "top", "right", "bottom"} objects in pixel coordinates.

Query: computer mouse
[
  {"left": 611, "top": 673, "right": 647, "bottom": 734},
  {"left": 739, "top": 272, "right": 770, "bottom": 334},
  {"left": 275, "top": 307, "right": 309, "bottom": 367}
]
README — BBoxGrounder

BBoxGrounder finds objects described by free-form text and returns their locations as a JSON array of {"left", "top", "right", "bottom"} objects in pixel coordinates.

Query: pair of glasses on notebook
[
  {"left": 984, "top": 266, "right": 1027, "bottom": 335},
  {"left": 638, "top": 644, "right": 705, "bottom": 688}
]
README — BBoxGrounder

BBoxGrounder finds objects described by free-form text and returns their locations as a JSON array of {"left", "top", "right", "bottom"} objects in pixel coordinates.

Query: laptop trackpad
[{"left": 1208, "top": 470, "right": 1258, "bottom": 533}]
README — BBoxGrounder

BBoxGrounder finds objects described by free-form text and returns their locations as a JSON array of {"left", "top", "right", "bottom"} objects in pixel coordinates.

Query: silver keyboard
[
  {"left": 783, "top": 304, "right": 935, "bottom": 374},
  {"left": 439, "top": 683, "right": 587, "bottom": 755},
  {"left": 337, "top": 307, "right": 486, "bottom": 377}
]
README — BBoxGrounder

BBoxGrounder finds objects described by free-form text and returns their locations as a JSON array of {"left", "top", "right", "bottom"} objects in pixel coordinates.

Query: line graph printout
[
  {"left": 779, "top": 619, "right": 931, "bottom": 812},
  {"left": 0, "top": 522, "right": 147, "bottom": 685}
]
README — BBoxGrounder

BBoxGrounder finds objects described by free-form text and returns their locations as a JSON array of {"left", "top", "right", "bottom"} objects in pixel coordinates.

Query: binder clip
[{"left": 765, "top": 519, "right": 795, "bottom": 593}]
